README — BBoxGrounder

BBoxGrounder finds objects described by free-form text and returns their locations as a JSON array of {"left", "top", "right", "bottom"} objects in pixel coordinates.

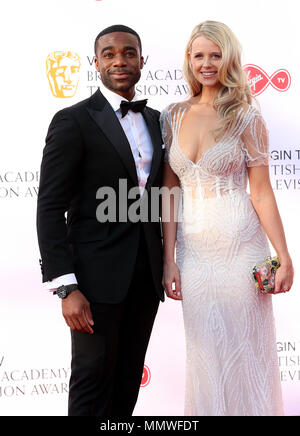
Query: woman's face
[{"left": 189, "top": 35, "right": 222, "bottom": 89}]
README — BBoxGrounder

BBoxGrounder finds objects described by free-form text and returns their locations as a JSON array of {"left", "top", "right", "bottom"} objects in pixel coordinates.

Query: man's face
[{"left": 94, "top": 32, "right": 144, "bottom": 100}]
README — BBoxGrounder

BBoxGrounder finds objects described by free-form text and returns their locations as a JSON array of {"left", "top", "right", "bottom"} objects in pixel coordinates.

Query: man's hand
[{"left": 62, "top": 290, "right": 94, "bottom": 334}]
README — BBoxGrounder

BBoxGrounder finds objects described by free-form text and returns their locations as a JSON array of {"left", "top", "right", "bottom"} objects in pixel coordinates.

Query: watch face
[{"left": 57, "top": 287, "right": 67, "bottom": 298}]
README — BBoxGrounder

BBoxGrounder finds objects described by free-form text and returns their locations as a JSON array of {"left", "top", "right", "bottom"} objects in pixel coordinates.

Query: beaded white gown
[{"left": 160, "top": 102, "right": 283, "bottom": 416}]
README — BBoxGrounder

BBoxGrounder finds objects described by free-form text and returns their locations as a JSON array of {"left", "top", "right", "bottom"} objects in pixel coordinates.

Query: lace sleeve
[
  {"left": 159, "top": 106, "right": 173, "bottom": 162},
  {"left": 241, "top": 110, "right": 270, "bottom": 167}
]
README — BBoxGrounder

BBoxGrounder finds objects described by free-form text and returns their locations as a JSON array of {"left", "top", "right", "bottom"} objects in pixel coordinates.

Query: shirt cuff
[{"left": 43, "top": 273, "right": 78, "bottom": 291}]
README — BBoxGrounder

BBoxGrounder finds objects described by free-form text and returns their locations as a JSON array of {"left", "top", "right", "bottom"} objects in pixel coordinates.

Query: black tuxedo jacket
[{"left": 37, "top": 89, "right": 165, "bottom": 304}]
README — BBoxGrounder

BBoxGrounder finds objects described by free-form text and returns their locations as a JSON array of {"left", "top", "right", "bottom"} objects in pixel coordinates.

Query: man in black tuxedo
[{"left": 37, "top": 25, "right": 164, "bottom": 416}]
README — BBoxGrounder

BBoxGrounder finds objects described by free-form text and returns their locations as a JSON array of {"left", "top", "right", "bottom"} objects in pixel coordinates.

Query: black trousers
[{"left": 68, "top": 231, "right": 160, "bottom": 416}]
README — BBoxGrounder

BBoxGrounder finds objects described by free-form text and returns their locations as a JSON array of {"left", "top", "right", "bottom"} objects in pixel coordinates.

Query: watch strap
[{"left": 53, "top": 284, "right": 78, "bottom": 295}]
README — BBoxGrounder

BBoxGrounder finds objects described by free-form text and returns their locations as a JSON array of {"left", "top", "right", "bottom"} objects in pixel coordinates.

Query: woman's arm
[
  {"left": 161, "top": 161, "right": 182, "bottom": 300},
  {"left": 248, "top": 165, "right": 294, "bottom": 294}
]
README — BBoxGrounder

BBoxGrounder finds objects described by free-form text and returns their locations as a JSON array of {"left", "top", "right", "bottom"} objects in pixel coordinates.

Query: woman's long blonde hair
[{"left": 183, "top": 20, "right": 252, "bottom": 140}]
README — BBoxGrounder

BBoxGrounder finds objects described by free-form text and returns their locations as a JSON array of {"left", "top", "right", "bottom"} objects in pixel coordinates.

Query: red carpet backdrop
[{"left": 0, "top": 0, "right": 299, "bottom": 416}]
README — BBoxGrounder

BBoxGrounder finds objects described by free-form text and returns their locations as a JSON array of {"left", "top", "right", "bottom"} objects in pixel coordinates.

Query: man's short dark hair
[{"left": 94, "top": 24, "right": 142, "bottom": 55}]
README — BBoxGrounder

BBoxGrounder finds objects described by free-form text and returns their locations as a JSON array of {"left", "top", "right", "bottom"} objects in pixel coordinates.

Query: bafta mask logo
[{"left": 46, "top": 51, "right": 81, "bottom": 98}]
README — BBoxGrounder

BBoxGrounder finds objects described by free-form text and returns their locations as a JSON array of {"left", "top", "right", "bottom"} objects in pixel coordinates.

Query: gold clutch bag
[{"left": 252, "top": 256, "right": 280, "bottom": 294}]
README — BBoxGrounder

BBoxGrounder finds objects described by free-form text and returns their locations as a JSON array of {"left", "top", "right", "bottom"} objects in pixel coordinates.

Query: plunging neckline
[
  {"left": 175, "top": 102, "right": 220, "bottom": 166},
  {"left": 174, "top": 139, "right": 221, "bottom": 166}
]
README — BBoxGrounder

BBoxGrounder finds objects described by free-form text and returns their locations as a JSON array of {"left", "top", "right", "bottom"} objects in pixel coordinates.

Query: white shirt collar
[{"left": 100, "top": 84, "right": 137, "bottom": 113}]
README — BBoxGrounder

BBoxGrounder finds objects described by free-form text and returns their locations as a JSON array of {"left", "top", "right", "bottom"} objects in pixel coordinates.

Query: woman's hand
[
  {"left": 248, "top": 166, "right": 294, "bottom": 297},
  {"left": 273, "top": 259, "right": 294, "bottom": 294},
  {"left": 162, "top": 261, "right": 182, "bottom": 300}
]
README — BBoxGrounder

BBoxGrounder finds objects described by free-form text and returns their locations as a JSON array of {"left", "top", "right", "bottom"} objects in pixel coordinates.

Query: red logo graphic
[
  {"left": 243, "top": 64, "right": 291, "bottom": 97},
  {"left": 141, "top": 365, "right": 151, "bottom": 387}
]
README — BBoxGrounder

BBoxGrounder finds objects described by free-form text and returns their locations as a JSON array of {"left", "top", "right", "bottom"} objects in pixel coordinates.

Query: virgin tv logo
[
  {"left": 243, "top": 64, "right": 291, "bottom": 97},
  {"left": 141, "top": 365, "right": 151, "bottom": 387}
]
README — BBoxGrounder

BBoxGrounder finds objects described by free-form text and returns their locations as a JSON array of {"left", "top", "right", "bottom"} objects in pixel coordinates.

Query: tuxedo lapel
[
  {"left": 142, "top": 108, "right": 163, "bottom": 192},
  {"left": 87, "top": 89, "right": 139, "bottom": 186}
]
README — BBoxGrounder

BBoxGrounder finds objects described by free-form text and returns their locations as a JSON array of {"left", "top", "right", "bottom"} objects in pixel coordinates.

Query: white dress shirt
[{"left": 44, "top": 85, "right": 153, "bottom": 291}]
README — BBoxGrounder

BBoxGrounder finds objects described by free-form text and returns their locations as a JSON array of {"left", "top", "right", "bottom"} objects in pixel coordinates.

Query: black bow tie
[{"left": 120, "top": 99, "right": 148, "bottom": 118}]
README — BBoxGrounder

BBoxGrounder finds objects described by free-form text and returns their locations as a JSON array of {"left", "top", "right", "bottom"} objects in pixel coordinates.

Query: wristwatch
[{"left": 53, "top": 284, "right": 78, "bottom": 299}]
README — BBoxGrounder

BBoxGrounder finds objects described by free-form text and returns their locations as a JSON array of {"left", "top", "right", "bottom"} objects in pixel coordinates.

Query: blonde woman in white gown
[{"left": 160, "top": 21, "right": 294, "bottom": 416}]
